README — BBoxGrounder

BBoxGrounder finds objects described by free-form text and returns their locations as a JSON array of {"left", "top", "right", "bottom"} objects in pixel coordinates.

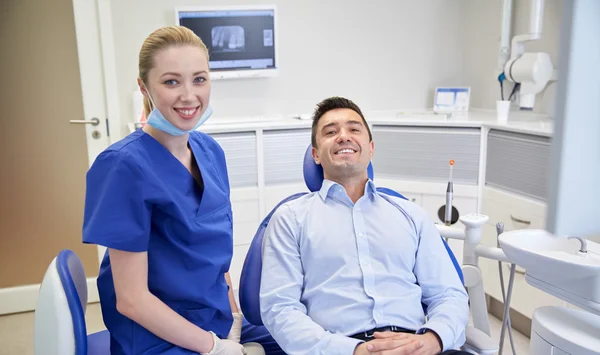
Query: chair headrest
[{"left": 303, "top": 144, "right": 374, "bottom": 192}]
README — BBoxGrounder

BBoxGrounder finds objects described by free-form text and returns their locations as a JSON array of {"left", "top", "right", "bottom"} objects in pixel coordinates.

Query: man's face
[{"left": 312, "top": 108, "right": 374, "bottom": 182}]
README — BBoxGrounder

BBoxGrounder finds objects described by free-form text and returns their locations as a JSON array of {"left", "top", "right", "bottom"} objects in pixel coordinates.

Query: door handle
[{"left": 70, "top": 117, "right": 100, "bottom": 126}]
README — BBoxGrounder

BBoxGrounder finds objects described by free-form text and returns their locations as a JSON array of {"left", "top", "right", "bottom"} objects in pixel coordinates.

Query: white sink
[{"left": 499, "top": 229, "right": 600, "bottom": 315}]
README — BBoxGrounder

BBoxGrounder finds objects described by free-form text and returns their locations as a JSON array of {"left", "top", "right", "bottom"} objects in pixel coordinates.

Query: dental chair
[
  {"left": 239, "top": 145, "right": 499, "bottom": 354},
  {"left": 34, "top": 249, "right": 110, "bottom": 355}
]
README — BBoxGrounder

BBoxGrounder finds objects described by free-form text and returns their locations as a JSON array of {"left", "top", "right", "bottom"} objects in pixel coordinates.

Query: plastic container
[{"left": 496, "top": 100, "right": 511, "bottom": 123}]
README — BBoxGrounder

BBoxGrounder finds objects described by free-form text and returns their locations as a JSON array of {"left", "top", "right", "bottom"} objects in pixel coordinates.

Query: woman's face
[{"left": 141, "top": 45, "right": 211, "bottom": 132}]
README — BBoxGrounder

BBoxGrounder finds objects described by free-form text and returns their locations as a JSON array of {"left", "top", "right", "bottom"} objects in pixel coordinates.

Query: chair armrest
[{"left": 461, "top": 326, "right": 499, "bottom": 355}]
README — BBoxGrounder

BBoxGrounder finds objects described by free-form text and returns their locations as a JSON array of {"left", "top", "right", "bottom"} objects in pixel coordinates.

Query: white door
[
  {"left": 71, "top": 0, "right": 119, "bottom": 265},
  {"left": 0, "top": 0, "right": 114, "bottom": 315}
]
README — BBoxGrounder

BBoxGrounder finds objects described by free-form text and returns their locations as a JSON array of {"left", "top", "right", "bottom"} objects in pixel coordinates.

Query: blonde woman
[{"left": 83, "top": 26, "right": 282, "bottom": 355}]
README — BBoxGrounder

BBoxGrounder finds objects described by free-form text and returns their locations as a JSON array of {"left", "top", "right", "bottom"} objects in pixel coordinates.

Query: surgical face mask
[{"left": 143, "top": 83, "right": 213, "bottom": 136}]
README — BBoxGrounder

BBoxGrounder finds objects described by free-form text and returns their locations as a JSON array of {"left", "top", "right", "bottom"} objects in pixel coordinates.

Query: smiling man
[{"left": 259, "top": 97, "right": 472, "bottom": 355}]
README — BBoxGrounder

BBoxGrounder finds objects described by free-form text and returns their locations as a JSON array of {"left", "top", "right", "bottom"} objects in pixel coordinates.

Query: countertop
[{"left": 195, "top": 109, "right": 553, "bottom": 137}]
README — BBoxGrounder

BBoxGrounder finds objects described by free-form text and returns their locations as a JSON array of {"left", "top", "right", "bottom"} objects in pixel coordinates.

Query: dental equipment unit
[
  {"left": 436, "top": 160, "right": 520, "bottom": 354},
  {"left": 495, "top": 1, "right": 600, "bottom": 353},
  {"left": 498, "top": 0, "right": 555, "bottom": 110}
]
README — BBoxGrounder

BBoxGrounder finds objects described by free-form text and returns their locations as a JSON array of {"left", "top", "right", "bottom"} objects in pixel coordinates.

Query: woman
[{"left": 83, "top": 26, "right": 282, "bottom": 355}]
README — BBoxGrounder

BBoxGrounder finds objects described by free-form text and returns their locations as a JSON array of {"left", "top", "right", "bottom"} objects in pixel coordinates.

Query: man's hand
[{"left": 354, "top": 331, "right": 441, "bottom": 355}]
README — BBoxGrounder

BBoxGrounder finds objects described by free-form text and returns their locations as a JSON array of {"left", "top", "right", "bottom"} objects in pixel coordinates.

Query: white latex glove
[
  {"left": 202, "top": 331, "right": 247, "bottom": 355},
  {"left": 243, "top": 342, "right": 266, "bottom": 355},
  {"left": 226, "top": 312, "right": 244, "bottom": 343}
]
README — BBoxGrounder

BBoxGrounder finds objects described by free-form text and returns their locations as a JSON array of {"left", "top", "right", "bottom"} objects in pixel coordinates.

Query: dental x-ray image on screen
[
  {"left": 177, "top": 6, "right": 278, "bottom": 79},
  {"left": 212, "top": 26, "right": 245, "bottom": 52}
]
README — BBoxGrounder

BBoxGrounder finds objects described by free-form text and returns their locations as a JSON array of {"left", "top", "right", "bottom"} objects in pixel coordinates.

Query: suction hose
[{"left": 497, "top": 222, "right": 518, "bottom": 354}]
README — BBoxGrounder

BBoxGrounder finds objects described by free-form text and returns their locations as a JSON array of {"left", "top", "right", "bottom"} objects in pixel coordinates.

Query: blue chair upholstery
[
  {"left": 56, "top": 250, "right": 110, "bottom": 355},
  {"left": 239, "top": 145, "right": 464, "bottom": 326}
]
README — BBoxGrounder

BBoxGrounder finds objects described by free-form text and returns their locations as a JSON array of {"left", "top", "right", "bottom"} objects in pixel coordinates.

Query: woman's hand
[
  {"left": 226, "top": 312, "right": 244, "bottom": 343},
  {"left": 203, "top": 331, "right": 247, "bottom": 355}
]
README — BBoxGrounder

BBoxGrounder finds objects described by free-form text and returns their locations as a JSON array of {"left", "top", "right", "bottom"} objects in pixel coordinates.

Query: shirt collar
[{"left": 318, "top": 178, "right": 378, "bottom": 201}]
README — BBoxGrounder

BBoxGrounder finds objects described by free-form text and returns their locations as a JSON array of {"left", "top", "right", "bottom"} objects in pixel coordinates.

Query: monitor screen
[{"left": 176, "top": 6, "right": 278, "bottom": 79}]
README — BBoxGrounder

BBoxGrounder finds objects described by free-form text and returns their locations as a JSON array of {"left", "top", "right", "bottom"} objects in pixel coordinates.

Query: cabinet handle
[{"left": 510, "top": 214, "right": 531, "bottom": 225}]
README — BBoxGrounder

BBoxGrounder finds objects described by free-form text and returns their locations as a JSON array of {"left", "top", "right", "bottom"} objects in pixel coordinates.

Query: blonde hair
[{"left": 138, "top": 26, "right": 209, "bottom": 117}]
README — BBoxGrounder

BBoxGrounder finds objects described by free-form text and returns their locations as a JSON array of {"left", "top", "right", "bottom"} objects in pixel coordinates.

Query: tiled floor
[
  {"left": 0, "top": 303, "right": 105, "bottom": 355},
  {"left": 0, "top": 303, "right": 529, "bottom": 355},
  {"left": 483, "top": 312, "right": 530, "bottom": 355}
]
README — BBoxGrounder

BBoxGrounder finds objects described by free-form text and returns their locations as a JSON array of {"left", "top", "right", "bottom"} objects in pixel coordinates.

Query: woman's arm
[
  {"left": 109, "top": 248, "right": 214, "bottom": 354},
  {"left": 224, "top": 272, "right": 239, "bottom": 313},
  {"left": 224, "top": 272, "right": 243, "bottom": 343}
]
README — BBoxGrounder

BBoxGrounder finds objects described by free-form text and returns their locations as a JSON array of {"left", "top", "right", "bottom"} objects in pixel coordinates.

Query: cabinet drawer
[
  {"left": 479, "top": 187, "right": 561, "bottom": 319},
  {"left": 485, "top": 130, "right": 550, "bottom": 201},
  {"left": 230, "top": 244, "right": 251, "bottom": 292},
  {"left": 263, "top": 129, "right": 311, "bottom": 185},
  {"left": 482, "top": 186, "right": 546, "bottom": 232},
  {"left": 371, "top": 126, "right": 480, "bottom": 184},
  {"left": 233, "top": 221, "right": 259, "bottom": 246},
  {"left": 210, "top": 132, "right": 258, "bottom": 188}
]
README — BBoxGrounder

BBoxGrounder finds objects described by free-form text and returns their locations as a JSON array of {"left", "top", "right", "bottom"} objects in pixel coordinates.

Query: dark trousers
[{"left": 242, "top": 319, "right": 472, "bottom": 355}]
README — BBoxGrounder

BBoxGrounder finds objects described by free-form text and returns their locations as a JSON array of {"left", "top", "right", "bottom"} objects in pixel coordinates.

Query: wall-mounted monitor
[{"left": 175, "top": 5, "right": 278, "bottom": 80}]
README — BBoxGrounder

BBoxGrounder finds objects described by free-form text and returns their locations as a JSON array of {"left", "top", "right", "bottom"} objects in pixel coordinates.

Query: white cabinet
[
  {"left": 214, "top": 123, "right": 554, "bottom": 312},
  {"left": 481, "top": 129, "right": 559, "bottom": 320},
  {"left": 370, "top": 126, "right": 481, "bottom": 185},
  {"left": 228, "top": 188, "right": 261, "bottom": 290},
  {"left": 480, "top": 186, "right": 564, "bottom": 320}
]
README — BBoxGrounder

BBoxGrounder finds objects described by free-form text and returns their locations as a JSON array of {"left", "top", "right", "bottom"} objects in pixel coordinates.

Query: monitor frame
[{"left": 175, "top": 4, "right": 279, "bottom": 80}]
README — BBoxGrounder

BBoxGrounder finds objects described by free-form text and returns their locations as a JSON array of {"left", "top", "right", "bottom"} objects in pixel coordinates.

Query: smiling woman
[
  {"left": 81, "top": 26, "right": 283, "bottom": 355},
  {"left": 137, "top": 27, "right": 212, "bottom": 137}
]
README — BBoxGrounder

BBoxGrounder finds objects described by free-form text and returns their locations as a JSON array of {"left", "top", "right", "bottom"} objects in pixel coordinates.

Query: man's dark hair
[{"left": 311, "top": 96, "right": 373, "bottom": 147}]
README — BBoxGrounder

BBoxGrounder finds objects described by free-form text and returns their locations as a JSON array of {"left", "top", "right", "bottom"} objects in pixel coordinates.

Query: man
[{"left": 259, "top": 97, "right": 471, "bottom": 355}]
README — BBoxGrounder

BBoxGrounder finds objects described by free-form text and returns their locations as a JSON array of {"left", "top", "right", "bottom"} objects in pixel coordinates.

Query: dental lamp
[{"left": 502, "top": 0, "right": 554, "bottom": 110}]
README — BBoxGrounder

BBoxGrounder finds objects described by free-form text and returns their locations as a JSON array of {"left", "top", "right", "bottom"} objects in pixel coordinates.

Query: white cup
[{"left": 496, "top": 100, "right": 511, "bottom": 123}]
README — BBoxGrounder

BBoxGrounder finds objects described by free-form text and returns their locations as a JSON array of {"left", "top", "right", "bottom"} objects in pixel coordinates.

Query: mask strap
[{"left": 142, "top": 81, "right": 157, "bottom": 111}]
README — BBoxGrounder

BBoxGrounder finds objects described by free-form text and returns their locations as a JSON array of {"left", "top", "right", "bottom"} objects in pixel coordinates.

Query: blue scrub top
[{"left": 83, "top": 129, "right": 234, "bottom": 354}]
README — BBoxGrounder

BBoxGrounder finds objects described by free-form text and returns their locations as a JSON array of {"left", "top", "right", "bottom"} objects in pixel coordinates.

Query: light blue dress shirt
[{"left": 259, "top": 179, "right": 469, "bottom": 355}]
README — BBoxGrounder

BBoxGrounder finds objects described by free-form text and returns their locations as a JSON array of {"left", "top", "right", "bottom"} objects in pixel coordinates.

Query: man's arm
[
  {"left": 413, "top": 211, "right": 470, "bottom": 352},
  {"left": 259, "top": 204, "right": 363, "bottom": 355}
]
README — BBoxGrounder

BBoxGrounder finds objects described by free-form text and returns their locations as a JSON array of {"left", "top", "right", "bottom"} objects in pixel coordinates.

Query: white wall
[
  {"left": 462, "top": 0, "right": 563, "bottom": 116},
  {"left": 109, "top": 0, "right": 466, "bottom": 138},
  {"left": 108, "top": 0, "right": 564, "bottom": 139}
]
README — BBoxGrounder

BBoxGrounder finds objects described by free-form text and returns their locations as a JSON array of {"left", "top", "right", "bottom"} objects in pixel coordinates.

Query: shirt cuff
[
  {"left": 417, "top": 321, "right": 454, "bottom": 352},
  {"left": 327, "top": 334, "right": 364, "bottom": 355}
]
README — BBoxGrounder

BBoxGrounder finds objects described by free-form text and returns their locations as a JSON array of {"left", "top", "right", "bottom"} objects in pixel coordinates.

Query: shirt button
[
  {"left": 356, "top": 207, "right": 361, "bottom": 212},
  {"left": 358, "top": 232, "right": 364, "bottom": 238}
]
